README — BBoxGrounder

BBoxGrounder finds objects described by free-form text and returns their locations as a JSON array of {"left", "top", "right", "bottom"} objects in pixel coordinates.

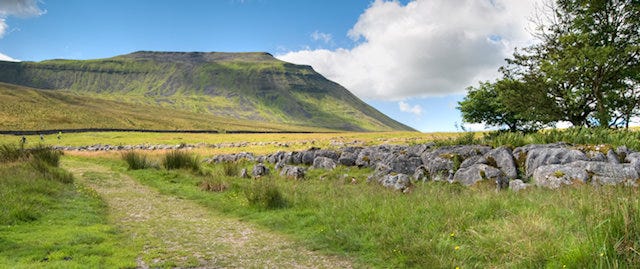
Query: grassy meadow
[
  {"left": 111, "top": 150, "right": 639, "bottom": 268},
  {"left": 2, "top": 129, "right": 640, "bottom": 268},
  {"left": 0, "top": 145, "right": 136, "bottom": 268}
]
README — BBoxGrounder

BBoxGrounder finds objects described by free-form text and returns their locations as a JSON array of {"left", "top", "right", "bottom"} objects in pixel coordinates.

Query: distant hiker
[
  {"left": 57, "top": 131, "right": 62, "bottom": 141},
  {"left": 20, "top": 136, "right": 26, "bottom": 145},
  {"left": 40, "top": 134, "right": 44, "bottom": 142}
]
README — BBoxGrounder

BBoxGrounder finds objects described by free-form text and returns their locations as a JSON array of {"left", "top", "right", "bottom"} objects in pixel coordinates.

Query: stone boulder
[
  {"left": 509, "top": 179, "right": 530, "bottom": 192},
  {"left": 312, "top": 157, "right": 337, "bottom": 170},
  {"left": 378, "top": 154, "right": 423, "bottom": 175},
  {"left": 453, "top": 164, "right": 508, "bottom": 189},
  {"left": 240, "top": 168, "right": 249, "bottom": 178},
  {"left": 524, "top": 147, "right": 587, "bottom": 178},
  {"left": 301, "top": 149, "right": 320, "bottom": 165},
  {"left": 607, "top": 149, "right": 620, "bottom": 164},
  {"left": 378, "top": 173, "right": 412, "bottom": 192},
  {"left": 338, "top": 151, "right": 358, "bottom": 166},
  {"left": 533, "top": 161, "right": 639, "bottom": 188},
  {"left": 280, "top": 165, "right": 306, "bottom": 180},
  {"left": 625, "top": 152, "right": 640, "bottom": 175},
  {"left": 413, "top": 165, "right": 429, "bottom": 182},
  {"left": 484, "top": 146, "right": 518, "bottom": 179},
  {"left": 532, "top": 164, "right": 588, "bottom": 189},
  {"left": 251, "top": 163, "right": 270, "bottom": 177},
  {"left": 315, "top": 149, "right": 339, "bottom": 161},
  {"left": 420, "top": 145, "right": 491, "bottom": 181}
]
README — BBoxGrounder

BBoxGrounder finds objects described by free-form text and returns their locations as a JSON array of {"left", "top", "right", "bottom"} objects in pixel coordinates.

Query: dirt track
[{"left": 62, "top": 158, "right": 352, "bottom": 268}]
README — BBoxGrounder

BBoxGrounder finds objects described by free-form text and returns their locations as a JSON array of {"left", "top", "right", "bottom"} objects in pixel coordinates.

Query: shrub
[
  {"left": 122, "top": 151, "right": 152, "bottom": 170},
  {"left": 162, "top": 150, "right": 200, "bottom": 172},
  {"left": 244, "top": 179, "right": 287, "bottom": 210}
]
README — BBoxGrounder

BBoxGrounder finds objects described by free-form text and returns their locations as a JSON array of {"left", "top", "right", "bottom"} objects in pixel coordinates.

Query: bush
[
  {"left": 122, "top": 151, "right": 152, "bottom": 170},
  {"left": 162, "top": 150, "right": 200, "bottom": 172},
  {"left": 244, "top": 179, "right": 287, "bottom": 210}
]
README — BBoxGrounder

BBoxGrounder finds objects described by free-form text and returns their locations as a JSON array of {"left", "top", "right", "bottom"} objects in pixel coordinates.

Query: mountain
[
  {"left": 0, "top": 51, "right": 414, "bottom": 132},
  {"left": 0, "top": 82, "right": 333, "bottom": 132}
]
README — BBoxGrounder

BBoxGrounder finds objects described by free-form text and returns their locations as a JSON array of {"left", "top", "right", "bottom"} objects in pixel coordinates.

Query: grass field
[
  {"left": 0, "top": 131, "right": 461, "bottom": 156},
  {"left": 0, "top": 147, "right": 136, "bottom": 268},
  {"left": 3, "top": 129, "right": 640, "bottom": 268},
  {"left": 115, "top": 153, "right": 640, "bottom": 268}
]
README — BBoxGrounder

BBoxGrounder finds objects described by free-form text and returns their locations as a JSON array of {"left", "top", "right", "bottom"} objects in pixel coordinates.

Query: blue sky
[{"left": 0, "top": 0, "right": 539, "bottom": 132}]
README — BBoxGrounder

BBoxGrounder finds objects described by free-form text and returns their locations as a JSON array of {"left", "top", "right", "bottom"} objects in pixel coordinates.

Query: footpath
[{"left": 62, "top": 158, "right": 352, "bottom": 268}]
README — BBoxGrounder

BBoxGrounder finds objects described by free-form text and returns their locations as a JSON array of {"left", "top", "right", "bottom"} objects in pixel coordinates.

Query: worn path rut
[{"left": 62, "top": 158, "right": 353, "bottom": 268}]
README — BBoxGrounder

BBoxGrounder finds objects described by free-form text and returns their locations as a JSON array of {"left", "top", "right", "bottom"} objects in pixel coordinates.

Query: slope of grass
[
  {"left": 0, "top": 146, "right": 135, "bottom": 268},
  {"left": 0, "top": 82, "right": 331, "bottom": 132}
]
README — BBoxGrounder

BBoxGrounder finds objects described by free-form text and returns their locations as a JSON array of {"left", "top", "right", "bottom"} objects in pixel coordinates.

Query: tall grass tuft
[
  {"left": 29, "top": 144, "right": 61, "bottom": 167},
  {"left": 29, "top": 158, "right": 74, "bottom": 184},
  {"left": 244, "top": 178, "right": 287, "bottom": 210},
  {"left": 122, "top": 151, "right": 152, "bottom": 170},
  {"left": 0, "top": 144, "right": 28, "bottom": 163},
  {"left": 222, "top": 161, "right": 241, "bottom": 177},
  {"left": 578, "top": 187, "right": 640, "bottom": 267},
  {"left": 162, "top": 150, "right": 201, "bottom": 172}
]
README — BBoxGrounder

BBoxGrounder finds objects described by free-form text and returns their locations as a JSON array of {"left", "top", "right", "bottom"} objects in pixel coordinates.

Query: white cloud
[
  {"left": 0, "top": 52, "right": 19, "bottom": 62},
  {"left": 278, "top": 0, "right": 539, "bottom": 100},
  {"left": 462, "top": 122, "right": 488, "bottom": 132},
  {"left": 0, "top": 0, "right": 44, "bottom": 18},
  {"left": 0, "top": 18, "right": 6, "bottom": 37},
  {"left": 554, "top": 121, "right": 573, "bottom": 129},
  {"left": 0, "top": 0, "right": 43, "bottom": 38},
  {"left": 399, "top": 101, "right": 422, "bottom": 116},
  {"left": 311, "top": 31, "right": 333, "bottom": 44}
]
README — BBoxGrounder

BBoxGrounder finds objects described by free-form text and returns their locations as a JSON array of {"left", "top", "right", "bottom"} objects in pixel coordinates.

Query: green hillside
[
  {"left": 0, "top": 51, "right": 413, "bottom": 132},
  {"left": 0, "top": 82, "right": 331, "bottom": 132}
]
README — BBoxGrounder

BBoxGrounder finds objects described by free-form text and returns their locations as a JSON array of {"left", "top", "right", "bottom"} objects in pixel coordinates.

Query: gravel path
[{"left": 62, "top": 158, "right": 353, "bottom": 268}]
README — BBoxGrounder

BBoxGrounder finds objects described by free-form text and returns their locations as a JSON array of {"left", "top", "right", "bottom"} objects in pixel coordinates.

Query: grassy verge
[
  {"left": 0, "top": 146, "right": 136, "bottom": 268},
  {"left": 114, "top": 155, "right": 640, "bottom": 268}
]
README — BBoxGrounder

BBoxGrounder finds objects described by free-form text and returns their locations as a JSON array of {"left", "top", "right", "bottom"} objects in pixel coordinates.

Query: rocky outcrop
[
  {"left": 206, "top": 142, "right": 640, "bottom": 191},
  {"left": 525, "top": 147, "right": 588, "bottom": 178},
  {"left": 532, "top": 161, "right": 638, "bottom": 188}
]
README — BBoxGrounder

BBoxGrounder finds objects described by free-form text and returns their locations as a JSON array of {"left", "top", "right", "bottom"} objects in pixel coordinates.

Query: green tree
[
  {"left": 461, "top": 0, "right": 640, "bottom": 129},
  {"left": 458, "top": 81, "right": 539, "bottom": 131},
  {"left": 521, "top": 0, "right": 640, "bottom": 127}
]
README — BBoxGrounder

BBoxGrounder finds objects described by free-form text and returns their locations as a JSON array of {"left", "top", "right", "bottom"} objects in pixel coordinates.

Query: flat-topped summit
[{"left": 117, "top": 51, "right": 278, "bottom": 63}]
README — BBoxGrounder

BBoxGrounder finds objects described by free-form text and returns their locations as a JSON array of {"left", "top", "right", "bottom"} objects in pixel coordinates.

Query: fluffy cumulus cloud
[
  {"left": 398, "top": 101, "right": 422, "bottom": 116},
  {"left": 0, "top": 0, "right": 44, "bottom": 60},
  {"left": 0, "top": 0, "right": 44, "bottom": 18},
  {"left": 278, "top": 0, "right": 539, "bottom": 100}
]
